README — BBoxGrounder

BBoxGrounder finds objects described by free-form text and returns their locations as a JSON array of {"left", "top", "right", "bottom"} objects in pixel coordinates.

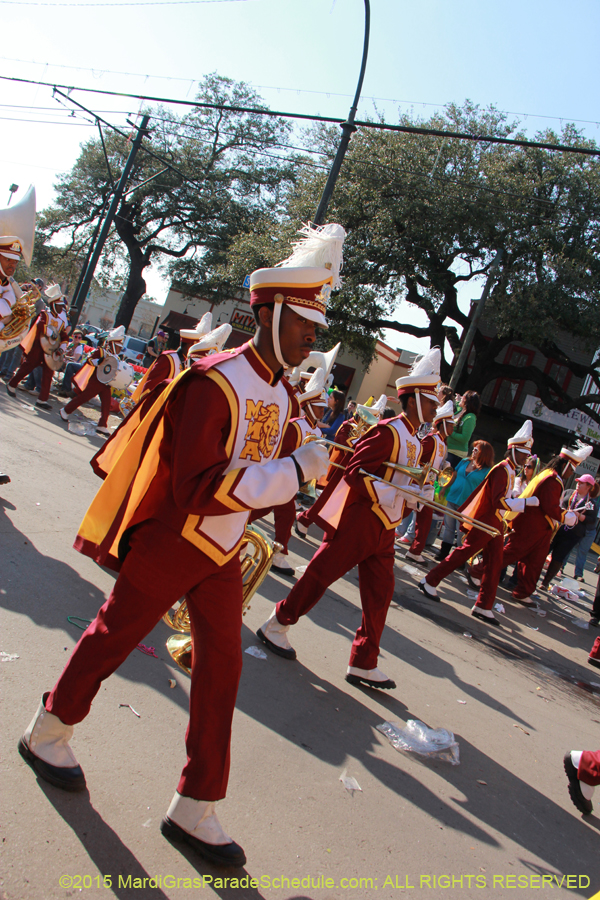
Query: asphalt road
[{"left": 1, "top": 387, "right": 600, "bottom": 900}]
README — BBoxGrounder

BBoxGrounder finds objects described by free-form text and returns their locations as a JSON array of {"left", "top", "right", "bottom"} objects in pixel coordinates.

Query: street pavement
[{"left": 1, "top": 386, "right": 600, "bottom": 900}]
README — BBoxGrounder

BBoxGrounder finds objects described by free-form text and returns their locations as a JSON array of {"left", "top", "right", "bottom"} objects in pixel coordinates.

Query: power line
[
  {"left": 2, "top": 73, "right": 598, "bottom": 158},
  {"left": 0, "top": 0, "right": 250, "bottom": 5},
  {"left": 1, "top": 54, "right": 598, "bottom": 131}
]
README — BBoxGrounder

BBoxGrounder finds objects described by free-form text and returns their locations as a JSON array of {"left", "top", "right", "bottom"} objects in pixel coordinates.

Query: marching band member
[
  {"left": 251, "top": 365, "right": 330, "bottom": 574},
  {"left": 0, "top": 186, "right": 37, "bottom": 483},
  {"left": 59, "top": 326, "right": 125, "bottom": 435},
  {"left": 478, "top": 443, "right": 588, "bottom": 604},
  {"left": 404, "top": 399, "right": 454, "bottom": 564},
  {"left": 129, "top": 313, "right": 217, "bottom": 407},
  {"left": 8, "top": 283, "right": 69, "bottom": 411},
  {"left": 420, "top": 421, "right": 537, "bottom": 625},
  {"left": 18, "top": 224, "right": 343, "bottom": 867},
  {"left": 93, "top": 321, "right": 233, "bottom": 480},
  {"left": 258, "top": 349, "right": 441, "bottom": 690},
  {"left": 295, "top": 393, "right": 388, "bottom": 538}
]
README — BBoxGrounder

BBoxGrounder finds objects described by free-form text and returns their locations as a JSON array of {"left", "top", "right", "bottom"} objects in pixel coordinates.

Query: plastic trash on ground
[
  {"left": 339, "top": 769, "right": 362, "bottom": 794},
  {"left": 68, "top": 419, "right": 98, "bottom": 436},
  {"left": 550, "top": 585, "right": 579, "bottom": 602},
  {"left": 245, "top": 646, "right": 267, "bottom": 659},
  {"left": 0, "top": 651, "right": 19, "bottom": 662},
  {"left": 377, "top": 719, "right": 460, "bottom": 765},
  {"left": 493, "top": 602, "right": 505, "bottom": 613},
  {"left": 572, "top": 617, "right": 589, "bottom": 630},
  {"left": 466, "top": 589, "right": 478, "bottom": 600}
]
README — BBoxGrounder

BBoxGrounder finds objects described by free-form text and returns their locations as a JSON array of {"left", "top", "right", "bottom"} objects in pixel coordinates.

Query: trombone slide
[{"left": 359, "top": 469, "right": 500, "bottom": 538}]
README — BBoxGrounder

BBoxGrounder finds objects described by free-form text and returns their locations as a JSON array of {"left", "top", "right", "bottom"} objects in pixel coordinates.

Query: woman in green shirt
[{"left": 446, "top": 390, "right": 481, "bottom": 468}]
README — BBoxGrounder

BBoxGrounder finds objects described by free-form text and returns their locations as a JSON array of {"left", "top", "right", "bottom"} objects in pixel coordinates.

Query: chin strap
[
  {"left": 415, "top": 390, "right": 425, "bottom": 425},
  {"left": 272, "top": 298, "right": 293, "bottom": 369}
]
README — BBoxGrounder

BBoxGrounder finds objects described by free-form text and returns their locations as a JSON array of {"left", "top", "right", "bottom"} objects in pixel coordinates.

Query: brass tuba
[
  {"left": 0, "top": 280, "right": 39, "bottom": 354},
  {"left": 162, "top": 523, "right": 282, "bottom": 674}
]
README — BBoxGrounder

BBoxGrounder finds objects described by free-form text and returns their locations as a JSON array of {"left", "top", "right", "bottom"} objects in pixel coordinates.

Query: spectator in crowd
[
  {"left": 435, "top": 440, "right": 494, "bottom": 560},
  {"left": 541, "top": 475, "right": 597, "bottom": 589},
  {"left": 345, "top": 400, "right": 356, "bottom": 419},
  {"left": 142, "top": 329, "right": 167, "bottom": 368},
  {"left": 58, "top": 329, "right": 86, "bottom": 396},
  {"left": 445, "top": 390, "right": 481, "bottom": 468},
  {"left": 513, "top": 455, "right": 540, "bottom": 497},
  {"left": 437, "top": 383, "right": 454, "bottom": 405},
  {"left": 569, "top": 480, "right": 600, "bottom": 581},
  {"left": 318, "top": 389, "right": 346, "bottom": 440}
]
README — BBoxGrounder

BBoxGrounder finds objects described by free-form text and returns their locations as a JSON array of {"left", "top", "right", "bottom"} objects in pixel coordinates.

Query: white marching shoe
[
  {"left": 270, "top": 550, "right": 295, "bottom": 575},
  {"left": 405, "top": 550, "right": 425, "bottom": 563},
  {"left": 18, "top": 693, "right": 86, "bottom": 791},
  {"left": 471, "top": 605, "right": 501, "bottom": 627},
  {"left": 161, "top": 793, "right": 246, "bottom": 867},
  {"left": 418, "top": 577, "right": 440, "bottom": 601},
  {"left": 96, "top": 425, "right": 110, "bottom": 436},
  {"left": 294, "top": 518, "right": 308, "bottom": 537},
  {"left": 345, "top": 666, "right": 396, "bottom": 690},
  {"left": 59, "top": 407, "right": 70, "bottom": 422},
  {"left": 256, "top": 609, "right": 296, "bottom": 660}
]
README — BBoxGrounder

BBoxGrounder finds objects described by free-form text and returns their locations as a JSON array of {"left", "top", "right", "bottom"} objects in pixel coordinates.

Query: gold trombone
[{"left": 359, "top": 468, "right": 499, "bottom": 537}]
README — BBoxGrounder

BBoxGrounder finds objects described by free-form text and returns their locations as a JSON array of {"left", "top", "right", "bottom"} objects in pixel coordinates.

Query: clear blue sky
[{"left": 0, "top": 0, "right": 598, "bottom": 350}]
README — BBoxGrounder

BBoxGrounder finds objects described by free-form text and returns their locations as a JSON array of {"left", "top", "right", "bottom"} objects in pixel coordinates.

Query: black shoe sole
[
  {"left": 0, "top": 474, "right": 10, "bottom": 485},
  {"left": 345, "top": 674, "right": 396, "bottom": 690},
  {"left": 256, "top": 628, "right": 296, "bottom": 660},
  {"left": 471, "top": 609, "right": 501, "bottom": 627},
  {"left": 270, "top": 564, "right": 296, "bottom": 576},
  {"left": 18, "top": 737, "right": 86, "bottom": 792},
  {"left": 294, "top": 523, "right": 309, "bottom": 539},
  {"left": 563, "top": 753, "right": 593, "bottom": 815},
  {"left": 418, "top": 581, "right": 440, "bottom": 602},
  {"left": 161, "top": 817, "right": 246, "bottom": 867},
  {"left": 588, "top": 657, "right": 600, "bottom": 669}
]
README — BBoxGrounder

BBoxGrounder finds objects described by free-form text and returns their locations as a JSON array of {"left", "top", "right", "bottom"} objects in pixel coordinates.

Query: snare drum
[{"left": 111, "top": 360, "right": 134, "bottom": 391}]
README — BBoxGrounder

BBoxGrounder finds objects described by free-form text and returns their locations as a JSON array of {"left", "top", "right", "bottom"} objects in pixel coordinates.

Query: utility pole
[
  {"left": 449, "top": 249, "right": 504, "bottom": 391},
  {"left": 313, "top": 0, "right": 370, "bottom": 226},
  {"left": 70, "top": 115, "right": 150, "bottom": 327}
]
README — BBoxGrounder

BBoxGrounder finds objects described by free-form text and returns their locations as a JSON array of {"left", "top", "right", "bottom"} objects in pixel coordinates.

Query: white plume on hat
[
  {"left": 507, "top": 419, "right": 534, "bottom": 449},
  {"left": 188, "top": 323, "right": 231, "bottom": 357},
  {"left": 180, "top": 311, "right": 213, "bottom": 341},
  {"left": 277, "top": 223, "right": 346, "bottom": 290},
  {"left": 45, "top": 283, "right": 65, "bottom": 301},
  {"left": 560, "top": 439, "right": 594, "bottom": 466},
  {"left": 371, "top": 394, "right": 388, "bottom": 417},
  {"left": 408, "top": 348, "right": 442, "bottom": 379},
  {"left": 107, "top": 325, "right": 125, "bottom": 342},
  {"left": 298, "top": 367, "right": 327, "bottom": 405},
  {"left": 434, "top": 399, "right": 455, "bottom": 422}
]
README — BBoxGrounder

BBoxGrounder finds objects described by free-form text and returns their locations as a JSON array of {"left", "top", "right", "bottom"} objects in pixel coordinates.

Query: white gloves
[
  {"left": 421, "top": 484, "right": 435, "bottom": 502},
  {"left": 375, "top": 481, "right": 404, "bottom": 516},
  {"left": 504, "top": 498, "right": 526, "bottom": 512},
  {"left": 564, "top": 511, "right": 577, "bottom": 527},
  {"left": 291, "top": 442, "right": 329, "bottom": 483},
  {"left": 525, "top": 497, "right": 540, "bottom": 507},
  {"left": 399, "top": 483, "right": 423, "bottom": 510}
]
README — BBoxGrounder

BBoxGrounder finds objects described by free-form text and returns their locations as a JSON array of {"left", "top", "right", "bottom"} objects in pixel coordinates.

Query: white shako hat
[
  {"left": 395, "top": 347, "right": 441, "bottom": 423},
  {"left": 507, "top": 419, "right": 534, "bottom": 450},
  {"left": 180, "top": 311, "right": 212, "bottom": 342},
  {"left": 560, "top": 439, "right": 593, "bottom": 467},
  {"left": 107, "top": 325, "right": 125, "bottom": 344},
  {"left": 250, "top": 223, "right": 346, "bottom": 368},
  {"left": 44, "top": 283, "right": 65, "bottom": 303},
  {"left": 298, "top": 367, "right": 327, "bottom": 406},
  {"left": 434, "top": 399, "right": 455, "bottom": 424},
  {"left": 188, "top": 323, "right": 232, "bottom": 358},
  {"left": 298, "top": 341, "right": 340, "bottom": 391},
  {"left": 0, "top": 185, "right": 36, "bottom": 265},
  {"left": 371, "top": 393, "right": 388, "bottom": 418}
]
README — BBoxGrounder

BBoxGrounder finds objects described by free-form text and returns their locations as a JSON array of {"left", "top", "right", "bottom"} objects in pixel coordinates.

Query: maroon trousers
[
  {"left": 425, "top": 527, "right": 504, "bottom": 610},
  {"left": 63, "top": 372, "right": 112, "bottom": 428},
  {"left": 273, "top": 499, "right": 296, "bottom": 554},
  {"left": 410, "top": 507, "right": 433, "bottom": 556},
  {"left": 276, "top": 502, "right": 396, "bottom": 669},
  {"left": 472, "top": 524, "right": 553, "bottom": 600},
  {"left": 579, "top": 751, "right": 600, "bottom": 786},
  {"left": 46, "top": 519, "right": 243, "bottom": 800},
  {"left": 9, "top": 343, "right": 53, "bottom": 402}
]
